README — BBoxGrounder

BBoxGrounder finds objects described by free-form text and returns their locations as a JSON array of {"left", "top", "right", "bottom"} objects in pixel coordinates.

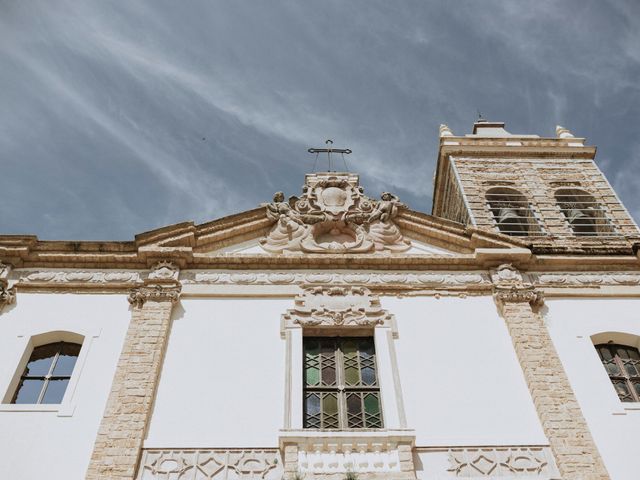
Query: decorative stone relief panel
[
  {"left": 281, "top": 286, "right": 396, "bottom": 336},
  {"left": 16, "top": 269, "right": 144, "bottom": 286},
  {"left": 446, "top": 447, "right": 559, "bottom": 478},
  {"left": 260, "top": 172, "right": 411, "bottom": 254},
  {"left": 137, "top": 449, "right": 282, "bottom": 480},
  {"left": 529, "top": 272, "right": 640, "bottom": 286},
  {"left": 182, "top": 270, "right": 489, "bottom": 288}
]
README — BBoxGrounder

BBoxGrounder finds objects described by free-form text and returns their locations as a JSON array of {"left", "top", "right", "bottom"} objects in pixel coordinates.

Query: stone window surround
[
  {"left": 0, "top": 328, "right": 100, "bottom": 417},
  {"left": 279, "top": 287, "right": 407, "bottom": 433}
]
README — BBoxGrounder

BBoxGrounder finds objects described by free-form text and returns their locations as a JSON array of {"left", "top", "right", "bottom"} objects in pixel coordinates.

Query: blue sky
[{"left": 1, "top": 1, "right": 639, "bottom": 240}]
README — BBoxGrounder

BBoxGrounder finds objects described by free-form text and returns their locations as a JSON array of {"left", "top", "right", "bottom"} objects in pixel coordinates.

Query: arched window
[
  {"left": 11, "top": 341, "right": 81, "bottom": 404},
  {"left": 485, "top": 187, "right": 539, "bottom": 236},
  {"left": 595, "top": 343, "right": 640, "bottom": 402},
  {"left": 555, "top": 188, "right": 613, "bottom": 236}
]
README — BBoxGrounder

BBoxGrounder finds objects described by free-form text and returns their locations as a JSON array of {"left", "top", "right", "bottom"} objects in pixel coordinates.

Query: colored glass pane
[
  {"left": 306, "top": 366, "right": 320, "bottom": 386},
  {"left": 364, "top": 393, "right": 380, "bottom": 415},
  {"left": 361, "top": 366, "right": 375, "bottom": 385},
  {"left": 323, "top": 394, "right": 338, "bottom": 416},
  {"left": 306, "top": 394, "right": 320, "bottom": 416}
]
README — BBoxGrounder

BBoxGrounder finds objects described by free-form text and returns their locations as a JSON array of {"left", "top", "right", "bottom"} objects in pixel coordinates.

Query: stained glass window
[
  {"left": 303, "top": 337, "right": 383, "bottom": 429},
  {"left": 12, "top": 342, "right": 81, "bottom": 404},
  {"left": 595, "top": 343, "right": 640, "bottom": 403}
]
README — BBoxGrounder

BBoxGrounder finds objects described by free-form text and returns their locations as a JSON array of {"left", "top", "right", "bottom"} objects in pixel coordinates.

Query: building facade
[{"left": 1, "top": 121, "right": 639, "bottom": 480}]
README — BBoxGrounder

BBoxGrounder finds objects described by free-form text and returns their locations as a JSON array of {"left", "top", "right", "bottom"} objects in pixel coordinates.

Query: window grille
[
  {"left": 303, "top": 337, "right": 383, "bottom": 429},
  {"left": 595, "top": 343, "right": 640, "bottom": 402},
  {"left": 555, "top": 189, "right": 614, "bottom": 236},
  {"left": 485, "top": 188, "right": 540, "bottom": 236},
  {"left": 12, "top": 342, "right": 81, "bottom": 404}
]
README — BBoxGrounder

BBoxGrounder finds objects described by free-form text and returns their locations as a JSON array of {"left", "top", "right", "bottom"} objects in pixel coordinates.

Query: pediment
[{"left": 131, "top": 172, "right": 530, "bottom": 259}]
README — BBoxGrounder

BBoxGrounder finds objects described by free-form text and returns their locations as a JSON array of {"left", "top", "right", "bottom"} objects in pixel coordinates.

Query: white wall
[
  {"left": 147, "top": 295, "right": 547, "bottom": 450},
  {"left": 0, "top": 293, "right": 130, "bottom": 480},
  {"left": 384, "top": 295, "right": 547, "bottom": 446},
  {"left": 145, "top": 297, "right": 290, "bottom": 448},
  {"left": 546, "top": 298, "right": 640, "bottom": 480}
]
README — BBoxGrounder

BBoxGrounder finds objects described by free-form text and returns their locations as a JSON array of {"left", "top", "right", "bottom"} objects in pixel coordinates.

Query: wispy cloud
[{"left": 0, "top": 0, "right": 638, "bottom": 239}]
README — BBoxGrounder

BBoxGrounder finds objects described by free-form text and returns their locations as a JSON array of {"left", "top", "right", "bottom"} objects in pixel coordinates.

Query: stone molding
[
  {"left": 446, "top": 446, "right": 559, "bottom": 478},
  {"left": 137, "top": 448, "right": 282, "bottom": 480},
  {"left": 281, "top": 286, "right": 397, "bottom": 336}
]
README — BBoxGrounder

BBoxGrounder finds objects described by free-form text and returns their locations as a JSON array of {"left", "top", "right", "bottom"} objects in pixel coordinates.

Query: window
[
  {"left": 485, "top": 187, "right": 540, "bottom": 236},
  {"left": 595, "top": 343, "right": 640, "bottom": 402},
  {"left": 303, "top": 337, "right": 382, "bottom": 429},
  {"left": 12, "top": 342, "right": 81, "bottom": 404},
  {"left": 555, "top": 188, "right": 613, "bottom": 236}
]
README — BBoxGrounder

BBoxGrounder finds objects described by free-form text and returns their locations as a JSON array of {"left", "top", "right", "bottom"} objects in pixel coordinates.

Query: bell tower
[{"left": 432, "top": 120, "right": 640, "bottom": 252}]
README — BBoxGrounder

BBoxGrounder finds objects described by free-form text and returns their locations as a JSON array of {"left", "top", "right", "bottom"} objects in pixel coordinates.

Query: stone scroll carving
[
  {"left": 491, "top": 264, "right": 544, "bottom": 312},
  {"left": 260, "top": 173, "right": 411, "bottom": 254},
  {"left": 128, "top": 261, "right": 182, "bottom": 308},
  {"left": 281, "top": 286, "right": 396, "bottom": 336},
  {"left": 447, "top": 446, "right": 559, "bottom": 478},
  {"left": 137, "top": 449, "right": 282, "bottom": 480}
]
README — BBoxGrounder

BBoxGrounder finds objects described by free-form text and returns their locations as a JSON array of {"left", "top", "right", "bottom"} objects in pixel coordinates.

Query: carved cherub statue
[{"left": 366, "top": 192, "right": 404, "bottom": 224}]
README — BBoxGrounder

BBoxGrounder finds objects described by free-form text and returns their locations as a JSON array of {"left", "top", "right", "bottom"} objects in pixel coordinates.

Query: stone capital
[
  {"left": 127, "top": 283, "right": 181, "bottom": 308},
  {"left": 493, "top": 284, "right": 544, "bottom": 309},
  {"left": 0, "top": 281, "right": 16, "bottom": 309}
]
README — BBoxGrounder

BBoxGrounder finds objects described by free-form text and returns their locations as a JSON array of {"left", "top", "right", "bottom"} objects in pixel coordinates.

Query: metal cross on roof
[{"left": 308, "top": 139, "right": 352, "bottom": 172}]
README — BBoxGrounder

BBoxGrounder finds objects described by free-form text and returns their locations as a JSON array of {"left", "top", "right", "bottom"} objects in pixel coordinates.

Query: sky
[{"left": 1, "top": 1, "right": 639, "bottom": 240}]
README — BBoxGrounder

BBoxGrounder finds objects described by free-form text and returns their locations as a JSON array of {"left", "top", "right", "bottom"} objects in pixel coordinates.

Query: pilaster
[
  {"left": 85, "top": 262, "right": 181, "bottom": 480},
  {"left": 492, "top": 264, "right": 609, "bottom": 480}
]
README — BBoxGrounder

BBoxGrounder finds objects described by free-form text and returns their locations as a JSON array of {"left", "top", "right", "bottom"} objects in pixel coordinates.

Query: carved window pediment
[{"left": 281, "top": 286, "right": 396, "bottom": 337}]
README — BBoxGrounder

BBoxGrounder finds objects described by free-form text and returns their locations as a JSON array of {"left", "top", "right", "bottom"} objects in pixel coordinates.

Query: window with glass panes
[
  {"left": 303, "top": 337, "right": 383, "bottom": 429},
  {"left": 595, "top": 343, "right": 640, "bottom": 402},
  {"left": 11, "top": 342, "right": 81, "bottom": 404}
]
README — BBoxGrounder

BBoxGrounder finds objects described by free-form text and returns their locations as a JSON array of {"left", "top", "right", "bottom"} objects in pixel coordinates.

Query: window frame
[
  {"left": 0, "top": 330, "right": 98, "bottom": 416},
  {"left": 11, "top": 341, "right": 81, "bottom": 405},
  {"left": 595, "top": 342, "right": 640, "bottom": 403},
  {"left": 303, "top": 336, "right": 383, "bottom": 430},
  {"left": 554, "top": 188, "right": 614, "bottom": 236},
  {"left": 485, "top": 187, "right": 541, "bottom": 237}
]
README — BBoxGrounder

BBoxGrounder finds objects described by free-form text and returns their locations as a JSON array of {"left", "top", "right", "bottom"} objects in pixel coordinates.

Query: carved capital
[
  {"left": 128, "top": 283, "right": 181, "bottom": 308},
  {"left": 0, "top": 281, "right": 16, "bottom": 309},
  {"left": 493, "top": 285, "right": 544, "bottom": 313}
]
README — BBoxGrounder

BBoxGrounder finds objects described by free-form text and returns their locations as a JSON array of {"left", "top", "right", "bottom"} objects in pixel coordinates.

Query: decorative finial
[
  {"left": 439, "top": 124, "right": 454, "bottom": 137},
  {"left": 308, "top": 140, "right": 352, "bottom": 172},
  {"left": 556, "top": 125, "right": 575, "bottom": 138}
]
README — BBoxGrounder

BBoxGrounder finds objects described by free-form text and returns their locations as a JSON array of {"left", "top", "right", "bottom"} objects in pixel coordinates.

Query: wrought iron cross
[{"left": 308, "top": 139, "right": 352, "bottom": 172}]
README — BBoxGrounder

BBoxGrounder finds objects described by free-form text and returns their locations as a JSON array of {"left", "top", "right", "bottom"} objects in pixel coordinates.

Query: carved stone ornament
[
  {"left": 147, "top": 261, "right": 180, "bottom": 282},
  {"left": 0, "top": 280, "right": 16, "bottom": 308},
  {"left": 137, "top": 448, "right": 281, "bottom": 480},
  {"left": 260, "top": 173, "right": 411, "bottom": 254},
  {"left": 447, "top": 446, "right": 559, "bottom": 478},
  {"left": 281, "top": 286, "right": 396, "bottom": 336},
  {"left": 491, "top": 264, "right": 544, "bottom": 310},
  {"left": 128, "top": 284, "right": 181, "bottom": 308}
]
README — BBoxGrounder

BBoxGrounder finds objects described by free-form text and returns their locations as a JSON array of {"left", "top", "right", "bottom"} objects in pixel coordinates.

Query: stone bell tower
[{"left": 431, "top": 119, "right": 640, "bottom": 252}]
